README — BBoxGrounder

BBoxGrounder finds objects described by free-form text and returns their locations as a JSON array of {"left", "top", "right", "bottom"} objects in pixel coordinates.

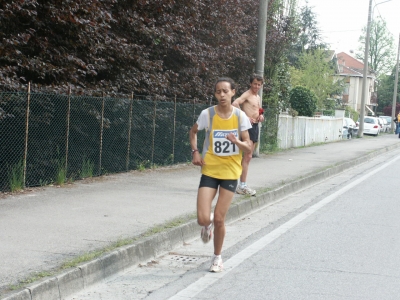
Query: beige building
[{"left": 335, "top": 52, "right": 377, "bottom": 115}]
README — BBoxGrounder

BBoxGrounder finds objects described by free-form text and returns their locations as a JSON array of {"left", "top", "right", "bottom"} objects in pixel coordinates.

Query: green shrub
[{"left": 289, "top": 86, "right": 317, "bottom": 117}]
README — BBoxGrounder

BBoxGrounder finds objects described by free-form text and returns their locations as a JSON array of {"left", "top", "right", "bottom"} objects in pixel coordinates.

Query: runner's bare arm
[
  {"left": 232, "top": 90, "right": 250, "bottom": 108},
  {"left": 189, "top": 123, "right": 205, "bottom": 166}
]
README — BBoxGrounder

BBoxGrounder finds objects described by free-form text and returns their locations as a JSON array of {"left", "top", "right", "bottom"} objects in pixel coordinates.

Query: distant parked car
[
  {"left": 378, "top": 117, "right": 390, "bottom": 132},
  {"left": 359, "top": 116, "right": 380, "bottom": 136},
  {"left": 342, "top": 117, "right": 358, "bottom": 139},
  {"left": 376, "top": 117, "right": 385, "bottom": 133},
  {"left": 380, "top": 116, "right": 393, "bottom": 131}
]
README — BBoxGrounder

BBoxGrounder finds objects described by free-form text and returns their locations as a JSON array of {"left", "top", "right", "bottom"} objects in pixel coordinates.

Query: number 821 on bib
[{"left": 212, "top": 129, "right": 239, "bottom": 156}]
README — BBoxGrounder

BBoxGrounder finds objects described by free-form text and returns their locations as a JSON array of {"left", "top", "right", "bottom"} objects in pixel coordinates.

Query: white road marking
[{"left": 168, "top": 154, "right": 400, "bottom": 299}]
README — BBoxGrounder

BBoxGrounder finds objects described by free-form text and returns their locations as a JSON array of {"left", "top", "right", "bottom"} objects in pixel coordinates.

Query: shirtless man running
[{"left": 232, "top": 74, "right": 264, "bottom": 196}]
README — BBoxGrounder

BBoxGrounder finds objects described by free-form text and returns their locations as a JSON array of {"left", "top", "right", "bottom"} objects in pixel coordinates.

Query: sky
[{"left": 298, "top": 0, "right": 400, "bottom": 56}]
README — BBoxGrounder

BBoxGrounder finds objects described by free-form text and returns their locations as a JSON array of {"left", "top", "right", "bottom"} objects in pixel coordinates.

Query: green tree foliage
[
  {"left": 260, "top": 0, "right": 300, "bottom": 149},
  {"left": 290, "top": 50, "right": 343, "bottom": 110},
  {"left": 263, "top": 0, "right": 300, "bottom": 107},
  {"left": 289, "top": 86, "right": 317, "bottom": 117},
  {"left": 356, "top": 17, "right": 395, "bottom": 77},
  {"left": 380, "top": 66, "right": 400, "bottom": 114},
  {"left": 345, "top": 106, "right": 359, "bottom": 122},
  {"left": 0, "top": 0, "right": 259, "bottom": 99},
  {"left": 288, "top": 1, "right": 326, "bottom": 67}
]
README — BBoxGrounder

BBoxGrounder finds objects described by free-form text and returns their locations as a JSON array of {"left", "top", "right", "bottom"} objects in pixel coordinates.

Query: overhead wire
[{"left": 373, "top": 0, "right": 394, "bottom": 35}]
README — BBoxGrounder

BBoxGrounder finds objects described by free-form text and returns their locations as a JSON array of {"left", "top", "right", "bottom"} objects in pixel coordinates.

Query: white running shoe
[
  {"left": 200, "top": 213, "right": 214, "bottom": 243},
  {"left": 236, "top": 185, "right": 256, "bottom": 196},
  {"left": 209, "top": 255, "right": 223, "bottom": 273}
]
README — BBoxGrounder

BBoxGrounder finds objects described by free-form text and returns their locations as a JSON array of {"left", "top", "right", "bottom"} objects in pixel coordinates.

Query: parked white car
[{"left": 361, "top": 116, "right": 380, "bottom": 136}]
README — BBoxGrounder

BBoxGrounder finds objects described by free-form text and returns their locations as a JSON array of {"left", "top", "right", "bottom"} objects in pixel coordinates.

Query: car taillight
[{"left": 373, "top": 125, "right": 379, "bottom": 128}]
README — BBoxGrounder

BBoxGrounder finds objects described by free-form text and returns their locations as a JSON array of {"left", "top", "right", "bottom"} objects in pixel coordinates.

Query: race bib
[{"left": 212, "top": 129, "right": 239, "bottom": 156}]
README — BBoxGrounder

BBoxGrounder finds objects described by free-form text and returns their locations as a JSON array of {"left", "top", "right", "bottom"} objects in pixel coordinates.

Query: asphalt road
[{"left": 68, "top": 141, "right": 400, "bottom": 300}]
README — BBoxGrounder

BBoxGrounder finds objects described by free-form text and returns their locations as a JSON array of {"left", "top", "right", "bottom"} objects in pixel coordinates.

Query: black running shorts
[
  {"left": 248, "top": 123, "right": 259, "bottom": 143},
  {"left": 199, "top": 174, "right": 238, "bottom": 193}
]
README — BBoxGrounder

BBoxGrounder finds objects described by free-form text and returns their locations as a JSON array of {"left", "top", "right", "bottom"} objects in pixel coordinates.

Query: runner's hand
[
  {"left": 192, "top": 152, "right": 205, "bottom": 166},
  {"left": 225, "top": 132, "right": 237, "bottom": 144}
]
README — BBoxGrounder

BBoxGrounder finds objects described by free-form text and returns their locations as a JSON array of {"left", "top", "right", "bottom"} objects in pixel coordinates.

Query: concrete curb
[{"left": 3, "top": 143, "right": 400, "bottom": 300}]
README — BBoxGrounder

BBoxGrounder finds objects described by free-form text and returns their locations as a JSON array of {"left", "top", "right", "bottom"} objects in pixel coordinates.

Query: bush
[
  {"left": 345, "top": 106, "right": 359, "bottom": 121},
  {"left": 383, "top": 103, "right": 400, "bottom": 116},
  {"left": 289, "top": 86, "right": 317, "bottom": 117}
]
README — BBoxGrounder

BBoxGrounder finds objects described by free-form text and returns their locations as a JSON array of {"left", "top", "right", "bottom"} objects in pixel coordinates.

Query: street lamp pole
[
  {"left": 391, "top": 33, "right": 400, "bottom": 133},
  {"left": 358, "top": 0, "right": 373, "bottom": 138},
  {"left": 255, "top": 0, "right": 268, "bottom": 93},
  {"left": 254, "top": 0, "right": 268, "bottom": 157}
]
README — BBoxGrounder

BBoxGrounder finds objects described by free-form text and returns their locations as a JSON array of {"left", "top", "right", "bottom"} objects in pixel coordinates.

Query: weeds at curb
[{"left": 9, "top": 271, "right": 54, "bottom": 291}]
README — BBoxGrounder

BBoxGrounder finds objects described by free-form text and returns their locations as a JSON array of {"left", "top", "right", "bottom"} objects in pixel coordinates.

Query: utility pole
[
  {"left": 254, "top": 0, "right": 268, "bottom": 156},
  {"left": 358, "top": 0, "right": 392, "bottom": 136},
  {"left": 392, "top": 33, "right": 400, "bottom": 133},
  {"left": 358, "top": 0, "right": 373, "bottom": 138}
]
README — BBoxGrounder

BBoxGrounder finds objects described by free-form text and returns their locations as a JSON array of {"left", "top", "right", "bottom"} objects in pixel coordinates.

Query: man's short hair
[{"left": 250, "top": 74, "right": 264, "bottom": 84}]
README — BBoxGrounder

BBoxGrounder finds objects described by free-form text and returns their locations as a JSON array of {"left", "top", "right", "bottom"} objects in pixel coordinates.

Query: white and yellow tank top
[{"left": 196, "top": 106, "right": 251, "bottom": 180}]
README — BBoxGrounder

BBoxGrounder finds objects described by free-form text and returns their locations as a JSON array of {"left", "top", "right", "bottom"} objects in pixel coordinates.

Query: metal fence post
[
  {"left": 22, "top": 82, "right": 31, "bottom": 188},
  {"left": 192, "top": 99, "right": 196, "bottom": 125},
  {"left": 151, "top": 100, "right": 157, "bottom": 165},
  {"left": 99, "top": 93, "right": 105, "bottom": 175},
  {"left": 126, "top": 93, "right": 133, "bottom": 171},
  {"left": 65, "top": 87, "right": 71, "bottom": 175}
]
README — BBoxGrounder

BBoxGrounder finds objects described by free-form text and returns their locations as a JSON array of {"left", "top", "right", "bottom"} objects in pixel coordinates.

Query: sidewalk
[{"left": 1, "top": 134, "right": 400, "bottom": 300}]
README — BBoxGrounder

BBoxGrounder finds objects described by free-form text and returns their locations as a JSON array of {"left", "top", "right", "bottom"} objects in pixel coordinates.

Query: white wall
[{"left": 277, "top": 115, "right": 343, "bottom": 149}]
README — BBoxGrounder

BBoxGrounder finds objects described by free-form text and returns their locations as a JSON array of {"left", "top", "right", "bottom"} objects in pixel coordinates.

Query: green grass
[
  {"left": 137, "top": 160, "right": 151, "bottom": 171},
  {"left": 55, "top": 158, "right": 67, "bottom": 185},
  {"left": 260, "top": 142, "right": 280, "bottom": 154},
  {"left": 80, "top": 158, "right": 94, "bottom": 178},
  {"left": 39, "top": 179, "right": 50, "bottom": 186},
  {"left": 143, "top": 215, "right": 196, "bottom": 237},
  {"left": 57, "top": 215, "right": 194, "bottom": 273},
  {"left": 8, "top": 160, "right": 24, "bottom": 192},
  {"left": 61, "top": 249, "right": 107, "bottom": 270},
  {"left": 9, "top": 271, "right": 54, "bottom": 291}
]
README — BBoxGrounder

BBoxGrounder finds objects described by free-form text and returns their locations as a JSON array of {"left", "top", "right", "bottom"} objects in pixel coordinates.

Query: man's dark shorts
[
  {"left": 248, "top": 123, "right": 259, "bottom": 143},
  {"left": 199, "top": 175, "right": 238, "bottom": 193}
]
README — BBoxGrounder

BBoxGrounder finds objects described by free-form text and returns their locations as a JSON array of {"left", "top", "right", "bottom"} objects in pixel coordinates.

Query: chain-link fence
[
  {"left": 259, "top": 106, "right": 279, "bottom": 152},
  {"left": 0, "top": 88, "right": 277, "bottom": 192}
]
